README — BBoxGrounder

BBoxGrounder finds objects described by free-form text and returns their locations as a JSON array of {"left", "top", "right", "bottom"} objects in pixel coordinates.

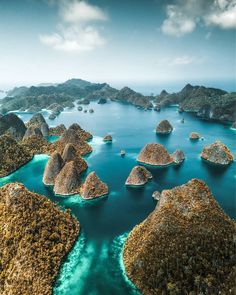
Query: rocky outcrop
[
  {"left": 49, "top": 113, "right": 56, "bottom": 120},
  {"left": 0, "top": 182, "right": 79, "bottom": 295},
  {"left": 103, "top": 134, "right": 112, "bottom": 142},
  {"left": 123, "top": 179, "right": 236, "bottom": 295},
  {"left": 54, "top": 161, "right": 81, "bottom": 195},
  {"left": 26, "top": 113, "right": 49, "bottom": 137},
  {"left": 68, "top": 123, "right": 92, "bottom": 141},
  {"left": 0, "top": 113, "right": 26, "bottom": 140},
  {"left": 49, "top": 124, "right": 66, "bottom": 136},
  {"left": 77, "top": 106, "right": 83, "bottom": 111},
  {"left": 51, "top": 128, "right": 92, "bottom": 156},
  {"left": 152, "top": 191, "right": 161, "bottom": 201},
  {"left": 43, "top": 152, "right": 64, "bottom": 185},
  {"left": 137, "top": 143, "right": 174, "bottom": 166},
  {"left": 156, "top": 120, "right": 173, "bottom": 134},
  {"left": 80, "top": 171, "right": 108, "bottom": 200},
  {"left": 172, "top": 149, "right": 185, "bottom": 164},
  {"left": 0, "top": 134, "right": 33, "bottom": 177},
  {"left": 27, "top": 105, "right": 42, "bottom": 113},
  {"left": 232, "top": 121, "right": 236, "bottom": 129},
  {"left": 78, "top": 98, "right": 90, "bottom": 105},
  {"left": 125, "top": 166, "right": 152, "bottom": 186},
  {"left": 98, "top": 98, "right": 107, "bottom": 104},
  {"left": 189, "top": 132, "right": 200, "bottom": 140},
  {"left": 21, "top": 135, "right": 51, "bottom": 156},
  {"left": 62, "top": 143, "right": 88, "bottom": 174},
  {"left": 201, "top": 141, "right": 234, "bottom": 165},
  {"left": 23, "top": 126, "right": 43, "bottom": 139}
]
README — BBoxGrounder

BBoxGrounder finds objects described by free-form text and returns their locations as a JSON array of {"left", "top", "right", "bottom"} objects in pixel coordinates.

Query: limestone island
[
  {"left": 137, "top": 143, "right": 184, "bottom": 166},
  {"left": 125, "top": 166, "right": 152, "bottom": 186},
  {"left": 0, "top": 182, "right": 79, "bottom": 295},
  {"left": 189, "top": 132, "right": 200, "bottom": 140},
  {"left": 80, "top": 171, "right": 108, "bottom": 200},
  {"left": 201, "top": 141, "right": 234, "bottom": 165},
  {"left": 123, "top": 179, "right": 236, "bottom": 295},
  {"left": 103, "top": 134, "right": 113, "bottom": 142},
  {"left": 156, "top": 120, "right": 173, "bottom": 134}
]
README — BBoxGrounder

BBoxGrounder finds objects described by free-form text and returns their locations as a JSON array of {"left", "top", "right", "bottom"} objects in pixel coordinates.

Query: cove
[{"left": 0, "top": 101, "right": 235, "bottom": 294}]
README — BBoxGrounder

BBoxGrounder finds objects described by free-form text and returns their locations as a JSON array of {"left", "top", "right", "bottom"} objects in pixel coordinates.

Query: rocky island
[
  {"left": 201, "top": 141, "right": 234, "bottom": 165},
  {"left": 189, "top": 132, "right": 200, "bottom": 140},
  {"left": 137, "top": 143, "right": 176, "bottom": 166},
  {"left": 0, "top": 182, "right": 79, "bottom": 295},
  {"left": 125, "top": 166, "right": 152, "bottom": 186},
  {"left": 80, "top": 171, "right": 108, "bottom": 200},
  {"left": 123, "top": 179, "right": 236, "bottom": 295},
  {"left": 156, "top": 120, "right": 173, "bottom": 134}
]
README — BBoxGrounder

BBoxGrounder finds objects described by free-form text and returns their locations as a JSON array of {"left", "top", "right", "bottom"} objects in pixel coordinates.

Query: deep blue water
[{"left": 1, "top": 101, "right": 236, "bottom": 295}]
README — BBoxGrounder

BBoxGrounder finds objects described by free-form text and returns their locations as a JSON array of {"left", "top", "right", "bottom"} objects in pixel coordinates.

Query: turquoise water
[{"left": 0, "top": 101, "right": 236, "bottom": 295}]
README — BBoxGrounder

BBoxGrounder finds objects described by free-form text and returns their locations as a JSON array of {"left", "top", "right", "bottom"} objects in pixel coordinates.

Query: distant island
[{"left": 1, "top": 78, "right": 235, "bottom": 124}]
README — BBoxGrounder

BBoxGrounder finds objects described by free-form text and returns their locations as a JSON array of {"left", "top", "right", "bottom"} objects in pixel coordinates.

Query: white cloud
[
  {"left": 161, "top": 0, "right": 236, "bottom": 37},
  {"left": 59, "top": 0, "right": 107, "bottom": 23},
  {"left": 40, "top": 0, "right": 108, "bottom": 53},
  {"left": 161, "top": 5, "right": 196, "bottom": 37},
  {"left": 170, "top": 56, "right": 195, "bottom": 65},
  {"left": 205, "top": 1, "right": 236, "bottom": 29}
]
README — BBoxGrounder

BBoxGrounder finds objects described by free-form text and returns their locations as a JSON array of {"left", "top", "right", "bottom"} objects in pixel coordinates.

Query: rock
[
  {"left": 78, "top": 98, "right": 90, "bottom": 105},
  {"left": 77, "top": 106, "right": 83, "bottom": 111},
  {"left": 26, "top": 113, "right": 46, "bottom": 128},
  {"left": 0, "top": 113, "right": 26, "bottom": 140},
  {"left": 43, "top": 152, "right": 64, "bottom": 185},
  {"left": 68, "top": 123, "right": 93, "bottom": 141},
  {"left": 201, "top": 141, "right": 234, "bottom": 165},
  {"left": 40, "top": 123, "right": 49, "bottom": 137},
  {"left": 23, "top": 126, "right": 43, "bottom": 139},
  {"left": 137, "top": 143, "right": 174, "bottom": 166},
  {"left": 123, "top": 179, "right": 236, "bottom": 295},
  {"left": 172, "top": 149, "right": 185, "bottom": 164},
  {"left": 120, "top": 150, "right": 126, "bottom": 157},
  {"left": 154, "top": 104, "right": 161, "bottom": 111},
  {"left": 49, "top": 113, "right": 56, "bottom": 120},
  {"left": 62, "top": 101, "right": 75, "bottom": 108},
  {"left": 178, "top": 106, "right": 184, "bottom": 113},
  {"left": 84, "top": 109, "right": 87, "bottom": 113},
  {"left": 21, "top": 135, "right": 51, "bottom": 156},
  {"left": 89, "top": 109, "right": 94, "bottom": 113},
  {"left": 54, "top": 161, "right": 81, "bottom": 195},
  {"left": 103, "top": 135, "right": 112, "bottom": 142},
  {"left": 80, "top": 171, "right": 108, "bottom": 200},
  {"left": 0, "top": 134, "right": 33, "bottom": 177},
  {"left": 125, "top": 166, "right": 152, "bottom": 186},
  {"left": 47, "top": 103, "right": 64, "bottom": 112},
  {"left": 52, "top": 128, "right": 92, "bottom": 156},
  {"left": 98, "top": 98, "right": 107, "bottom": 104},
  {"left": 152, "top": 190, "right": 161, "bottom": 201},
  {"left": 0, "top": 182, "right": 79, "bottom": 295},
  {"left": 190, "top": 132, "right": 200, "bottom": 140},
  {"left": 181, "top": 118, "right": 185, "bottom": 123},
  {"left": 62, "top": 143, "right": 88, "bottom": 174},
  {"left": 49, "top": 124, "right": 66, "bottom": 136},
  {"left": 232, "top": 121, "right": 236, "bottom": 129},
  {"left": 156, "top": 120, "right": 173, "bottom": 134}
]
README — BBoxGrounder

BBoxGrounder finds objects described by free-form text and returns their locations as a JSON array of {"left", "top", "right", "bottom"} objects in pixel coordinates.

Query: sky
[{"left": 0, "top": 0, "right": 235, "bottom": 92}]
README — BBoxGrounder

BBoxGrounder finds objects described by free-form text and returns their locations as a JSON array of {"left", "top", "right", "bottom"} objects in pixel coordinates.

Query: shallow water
[{"left": 1, "top": 101, "right": 236, "bottom": 295}]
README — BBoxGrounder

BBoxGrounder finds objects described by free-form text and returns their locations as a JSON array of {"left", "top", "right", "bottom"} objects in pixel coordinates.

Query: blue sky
[{"left": 0, "top": 0, "right": 235, "bottom": 91}]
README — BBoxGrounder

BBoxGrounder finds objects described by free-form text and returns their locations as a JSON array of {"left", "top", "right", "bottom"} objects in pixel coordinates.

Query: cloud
[
  {"left": 40, "top": 0, "right": 108, "bottom": 53},
  {"left": 161, "top": 0, "right": 236, "bottom": 37},
  {"left": 170, "top": 56, "right": 195, "bottom": 65}
]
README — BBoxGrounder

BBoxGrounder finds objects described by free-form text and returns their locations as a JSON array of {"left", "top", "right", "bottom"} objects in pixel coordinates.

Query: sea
[{"left": 0, "top": 100, "right": 235, "bottom": 295}]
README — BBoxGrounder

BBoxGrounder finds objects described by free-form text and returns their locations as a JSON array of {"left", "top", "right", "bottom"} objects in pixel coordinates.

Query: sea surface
[{"left": 0, "top": 101, "right": 236, "bottom": 295}]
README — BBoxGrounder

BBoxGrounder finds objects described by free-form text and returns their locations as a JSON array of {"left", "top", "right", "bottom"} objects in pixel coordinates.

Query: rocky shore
[
  {"left": 0, "top": 182, "right": 79, "bottom": 295},
  {"left": 123, "top": 179, "right": 236, "bottom": 295}
]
